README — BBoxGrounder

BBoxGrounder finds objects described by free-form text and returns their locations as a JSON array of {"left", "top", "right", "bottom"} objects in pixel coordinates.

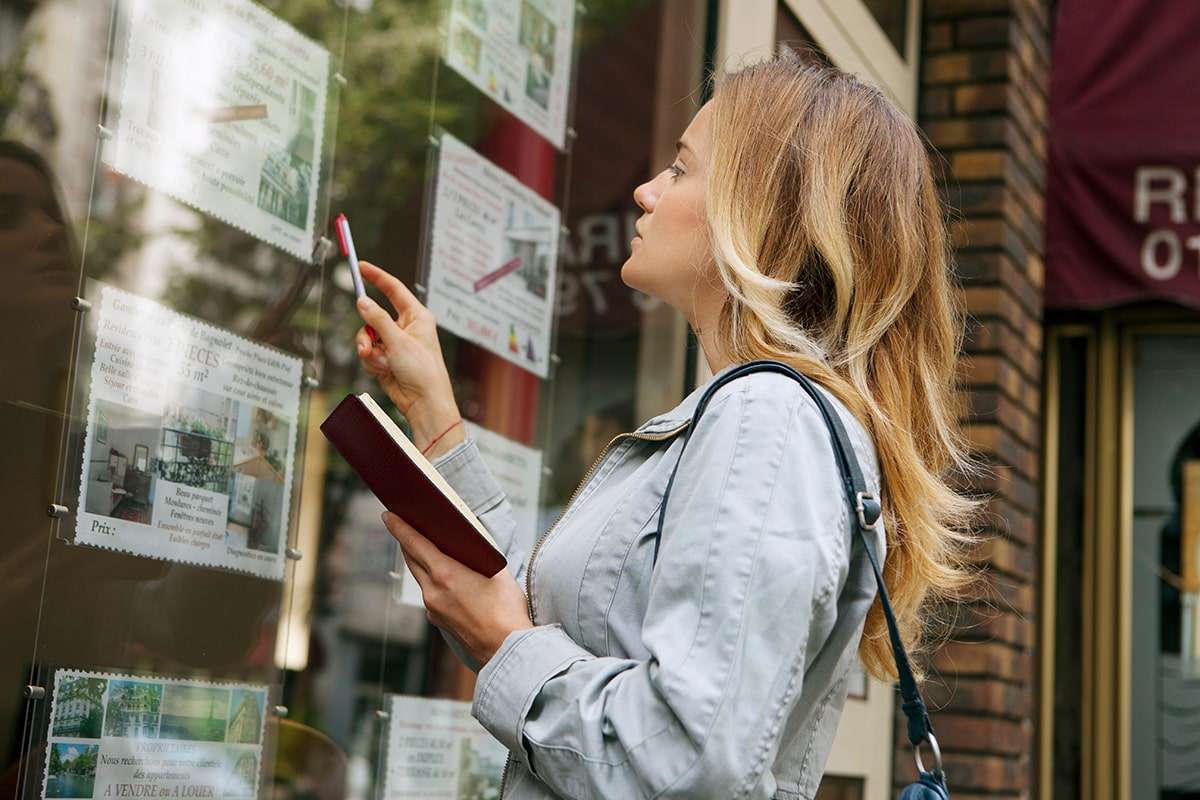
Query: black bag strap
[{"left": 651, "top": 359, "right": 944, "bottom": 780}]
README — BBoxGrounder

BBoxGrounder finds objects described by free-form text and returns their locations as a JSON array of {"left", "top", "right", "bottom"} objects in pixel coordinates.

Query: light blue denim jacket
[{"left": 430, "top": 362, "right": 886, "bottom": 799}]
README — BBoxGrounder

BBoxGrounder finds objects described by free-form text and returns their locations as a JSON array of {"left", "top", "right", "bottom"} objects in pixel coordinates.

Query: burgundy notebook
[{"left": 320, "top": 393, "right": 507, "bottom": 577}]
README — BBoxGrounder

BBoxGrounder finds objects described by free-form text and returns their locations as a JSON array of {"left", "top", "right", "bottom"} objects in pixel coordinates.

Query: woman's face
[{"left": 621, "top": 101, "right": 716, "bottom": 321}]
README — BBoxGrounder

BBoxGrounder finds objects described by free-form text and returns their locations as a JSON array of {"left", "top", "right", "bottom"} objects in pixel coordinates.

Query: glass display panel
[
  {"left": 4, "top": 1, "right": 699, "bottom": 798},
  {"left": 1129, "top": 333, "right": 1200, "bottom": 798},
  {"left": 2, "top": 0, "right": 345, "bottom": 797}
]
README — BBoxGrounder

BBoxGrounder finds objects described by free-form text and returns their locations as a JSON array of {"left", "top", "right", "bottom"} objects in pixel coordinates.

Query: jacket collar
[{"left": 634, "top": 362, "right": 746, "bottom": 435}]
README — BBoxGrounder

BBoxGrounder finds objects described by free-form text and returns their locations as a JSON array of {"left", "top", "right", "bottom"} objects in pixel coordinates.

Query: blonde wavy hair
[{"left": 705, "top": 56, "right": 980, "bottom": 681}]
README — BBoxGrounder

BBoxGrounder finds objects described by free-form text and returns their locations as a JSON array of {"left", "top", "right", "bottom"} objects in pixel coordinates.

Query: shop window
[{"left": 0, "top": 1, "right": 701, "bottom": 797}]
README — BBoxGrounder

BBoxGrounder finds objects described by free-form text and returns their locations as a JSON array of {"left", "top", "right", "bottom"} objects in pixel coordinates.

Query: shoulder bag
[{"left": 651, "top": 359, "right": 951, "bottom": 800}]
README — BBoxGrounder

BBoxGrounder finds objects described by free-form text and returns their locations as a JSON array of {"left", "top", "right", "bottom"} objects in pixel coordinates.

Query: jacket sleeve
[
  {"left": 430, "top": 436, "right": 529, "bottom": 673},
  {"left": 468, "top": 378, "right": 853, "bottom": 799}
]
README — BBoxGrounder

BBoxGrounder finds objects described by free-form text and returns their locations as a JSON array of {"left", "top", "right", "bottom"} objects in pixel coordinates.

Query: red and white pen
[{"left": 335, "top": 213, "right": 379, "bottom": 345}]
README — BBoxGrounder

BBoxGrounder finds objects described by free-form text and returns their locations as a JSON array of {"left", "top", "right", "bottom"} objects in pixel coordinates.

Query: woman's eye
[{"left": 666, "top": 163, "right": 684, "bottom": 179}]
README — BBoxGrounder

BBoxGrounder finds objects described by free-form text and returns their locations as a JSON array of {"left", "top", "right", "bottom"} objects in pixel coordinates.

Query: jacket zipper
[{"left": 497, "top": 421, "right": 690, "bottom": 796}]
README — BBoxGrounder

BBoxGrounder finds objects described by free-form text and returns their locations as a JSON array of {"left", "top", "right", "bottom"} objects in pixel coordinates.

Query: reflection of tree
[
  {"left": 0, "top": 39, "right": 31, "bottom": 134},
  {"left": 6, "top": 0, "right": 659, "bottom": 740},
  {"left": 0, "top": 5, "right": 148, "bottom": 280},
  {"left": 168, "top": 0, "right": 649, "bottom": 392},
  {"left": 172, "top": 0, "right": 462, "bottom": 381}
]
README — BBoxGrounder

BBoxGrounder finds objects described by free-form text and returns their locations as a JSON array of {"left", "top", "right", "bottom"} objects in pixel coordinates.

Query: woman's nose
[{"left": 633, "top": 179, "right": 657, "bottom": 213}]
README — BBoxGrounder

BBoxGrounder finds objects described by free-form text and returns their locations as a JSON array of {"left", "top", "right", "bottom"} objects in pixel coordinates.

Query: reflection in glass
[
  {"left": 1, "top": 1, "right": 703, "bottom": 798},
  {"left": 1131, "top": 334, "right": 1200, "bottom": 798}
]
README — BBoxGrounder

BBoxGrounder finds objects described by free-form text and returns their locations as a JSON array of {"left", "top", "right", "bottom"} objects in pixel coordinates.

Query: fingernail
[{"left": 357, "top": 296, "right": 374, "bottom": 311}]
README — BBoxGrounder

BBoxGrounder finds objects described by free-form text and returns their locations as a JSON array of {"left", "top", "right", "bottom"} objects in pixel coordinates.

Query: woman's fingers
[
  {"left": 353, "top": 327, "right": 391, "bottom": 376},
  {"left": 400, "top": 546, "right": 428, "bottom": 584},
  {"left": 383, "top": 512, "right": 449, "bottom": 578},
  {"left": 360, "top": 262, "right": 426, "bottom": 320},
  {"left": 354, "top": 326, "right": 376, "bottom": 357},
  {"left": 355, "top": 296, "right": 406, "bottom": 352}
]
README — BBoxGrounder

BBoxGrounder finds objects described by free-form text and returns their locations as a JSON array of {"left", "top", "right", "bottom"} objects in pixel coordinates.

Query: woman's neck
[{"left": 692, "top": 298, "right": 733, "bottom": 374}]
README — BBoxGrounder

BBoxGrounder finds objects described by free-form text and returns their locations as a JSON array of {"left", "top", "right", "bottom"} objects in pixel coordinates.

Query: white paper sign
[
  {"left": 382, "top": 695, "right": 507, "bottom": 799},
  {"left": 427, "top": 133, "right": 560, "bottom": 378},
  {"left": 75, "top": 286, "right": 302, "bottom": 580},
  {"left": 41, "top": 670, "right": 268, "bottom": 800},
  {"left": 398, "top": 424, "right": 542, "bottom": 608},
  {"left": 443, "top": 0, "right": 575, "bottom": 149},
  {"left": 463, "top": 422, "right": 542, "bottom": 551},
  {"left": 105, "top": 0, "right": 329, "bottom": 261}
]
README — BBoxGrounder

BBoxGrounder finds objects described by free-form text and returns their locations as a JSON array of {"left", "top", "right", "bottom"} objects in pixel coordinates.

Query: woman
[{"left": 353, "top": 57, "right": 976, "bottom": 799}]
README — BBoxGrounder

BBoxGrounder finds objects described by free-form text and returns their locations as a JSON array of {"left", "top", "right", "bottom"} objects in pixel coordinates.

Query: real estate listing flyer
[
  {"left": 75, "top": 286, "right": 302, "bottom": 580},
  {"left": 382, "top": 695, "right": 507, "bottom": 799},
  {"left": 41, "top": 670, "right": 268, "bottom": 800},
  {"left": 104, "top": 0, "right": 329, "bottom": 261},
  {"left": 463, "top": 422, "right": 542, "bottom": 552},
  {"left": 443, "top": 0, "right": 575, "bottom": 149},
  {"left": 426, "top": 133, "right": 560, "bottom": 378}
]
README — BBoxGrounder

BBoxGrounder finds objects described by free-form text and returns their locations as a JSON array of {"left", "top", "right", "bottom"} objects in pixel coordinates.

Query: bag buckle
[
  {"left": 913, "top": 732, "right": 943, "bottom": 775},
  {"left": 855, "top": 491, "right": 880, "bottom": 530}
]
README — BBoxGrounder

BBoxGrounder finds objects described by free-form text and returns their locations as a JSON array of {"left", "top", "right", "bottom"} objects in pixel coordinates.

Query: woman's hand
[
  {"left": 383, "top": 512, "right": 533, "bottom": 668},
  {"left": 354, "top": 262, "right": 464, "bottom": 456}
]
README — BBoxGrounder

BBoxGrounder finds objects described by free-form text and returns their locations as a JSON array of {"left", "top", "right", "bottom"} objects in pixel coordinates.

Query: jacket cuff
[
  {"left": 471, "top": 624, "right": 591, "bottom": 763},
  {"left": 430, "top": 437, "right": 505, "bottom": 514}
]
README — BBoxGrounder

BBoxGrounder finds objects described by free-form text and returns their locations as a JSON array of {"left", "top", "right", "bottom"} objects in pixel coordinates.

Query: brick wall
[{"left": 904, "top": 1, "right": 1052, "bottom": 798}]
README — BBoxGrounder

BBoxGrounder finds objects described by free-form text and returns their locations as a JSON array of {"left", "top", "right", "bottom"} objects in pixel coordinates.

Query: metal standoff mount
[
  {"left": 96, "top": 124, "right": 113, "bottom": 141},
  {"left": 71, "top": 297, "right": 92, "bottom": 312},
  {"left": 413, "top": 283, "right": 427, "bottom": 295},
  {"left": 375, "top": 709, "right": 390, "bottom": 720},
  {"left": 273, "top": 705, "right": 288, "bottom": 717},
  {"left": 47, "top": 503, "right": 69, "bottom": 518},
  {"left": 303, "top": 375, "right": 320, "bottom": 390},
  {"left": 427, "top": 135, "right": 440, "bottom": 148},
  {"left": 285, "top": 547, "right": 303, "bottom": 561},
  {"left": 333, "top": 72, "right": 348, "bottom": 86},
  {"left": 312, "top": 235, "right": 335, "bottom": 266},
  {"left": 387, "top": 570, "right": 404, "bottom": 582},
  {"left": 550, "top": 353, "right": 562, "bottom": 365},
  {"left": 24, "top": 685, "right": 46, "bottom": 700}
]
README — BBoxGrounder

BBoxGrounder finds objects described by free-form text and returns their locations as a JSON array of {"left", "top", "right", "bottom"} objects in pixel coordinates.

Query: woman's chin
[{"left": 619, "top": 258, "right": 640, "bottom": 290}]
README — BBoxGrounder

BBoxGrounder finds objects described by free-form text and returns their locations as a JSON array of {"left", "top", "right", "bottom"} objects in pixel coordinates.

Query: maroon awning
[{"left": 1045, "top": 0, "right": 1200, "bottom": 309}]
